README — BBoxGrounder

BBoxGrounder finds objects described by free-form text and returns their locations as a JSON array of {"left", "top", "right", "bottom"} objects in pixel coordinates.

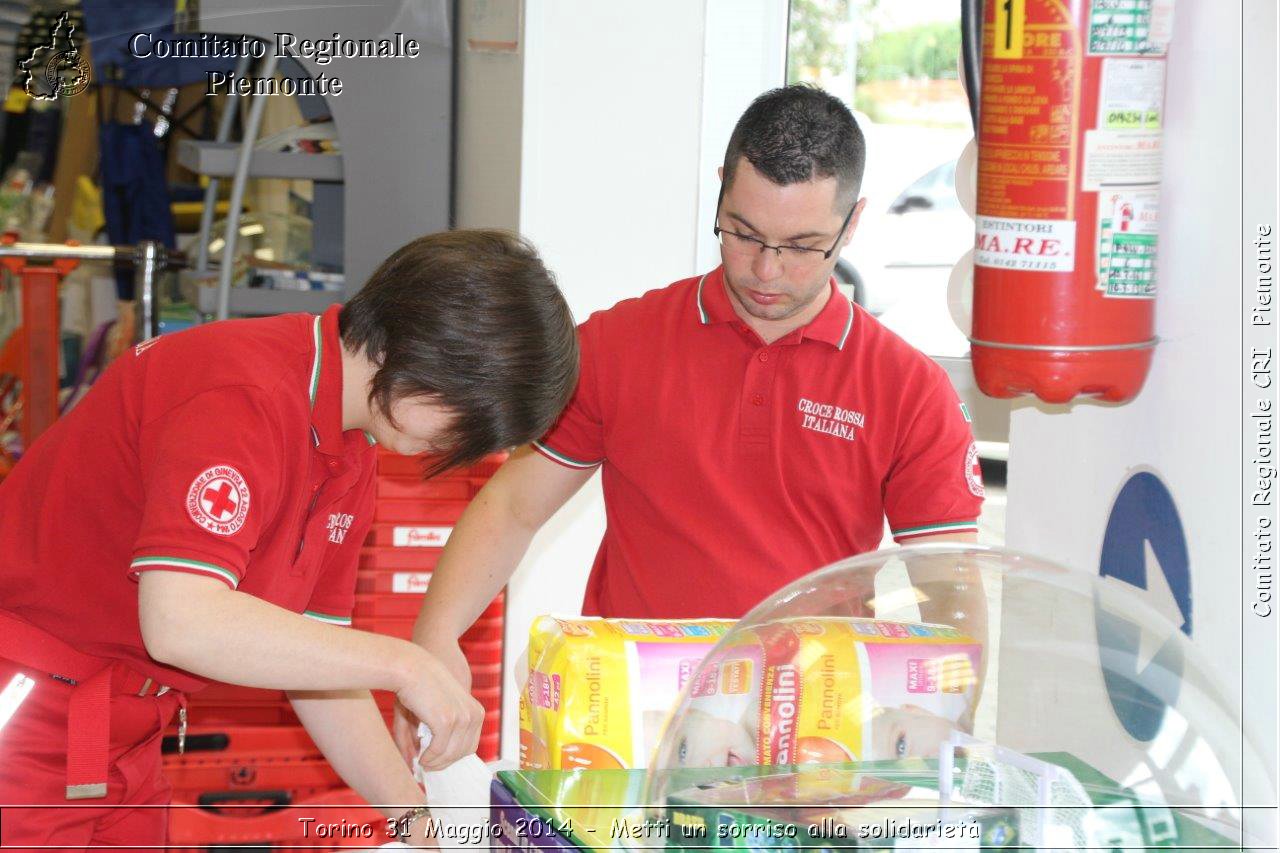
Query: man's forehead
[{"left": 723, "top": 164, "right": 846, "bottom": 232}]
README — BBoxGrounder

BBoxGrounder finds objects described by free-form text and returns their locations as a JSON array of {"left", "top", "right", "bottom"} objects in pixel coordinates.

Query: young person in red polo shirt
[
  {"left": 396, "top": 87, "right": 987, "bottom": 761},
  {"left": 0, "top": 230, "right": 578, "bottom": 848}
]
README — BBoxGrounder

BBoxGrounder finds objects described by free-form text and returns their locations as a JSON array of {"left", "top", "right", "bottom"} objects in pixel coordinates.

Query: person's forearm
[
  {"left": 289, "top": 690, "right": 424, "bottom": 817},
  {"left": 139, "top": 579, "right": 419, "bottom": 692},
  {"left": 413, "top": 486, "right": 537, "bottom": 643}
]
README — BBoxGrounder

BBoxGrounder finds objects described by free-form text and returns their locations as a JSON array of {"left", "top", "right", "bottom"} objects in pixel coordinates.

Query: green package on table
[
  {"left": 497, "top": 765, "right": 781, "bottom": 851},
  {"left": 663, "top": 755, "right": 1239, "bottom": 851},
  {"left": 664, "top": 763, "right": 1019, "bottom": 850},
  {"left": 497, "top": 752, "right": 1240, "bottom": 852}
]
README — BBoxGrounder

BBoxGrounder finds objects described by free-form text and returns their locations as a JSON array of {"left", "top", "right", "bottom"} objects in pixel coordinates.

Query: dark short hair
[
  {"left": 340, "top": 229, "right": 578, "bottom": 476},
  {"left": 722, "top": 84, "right": 866, "bottom": 208}
]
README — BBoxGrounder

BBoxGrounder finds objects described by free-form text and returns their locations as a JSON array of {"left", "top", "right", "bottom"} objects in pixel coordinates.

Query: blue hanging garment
[
  {"left": 98, "top": 120, "right": 175, "bottom": 300},
  {"left": 80, "top": 0, "right": 238, "bottom": 88}
]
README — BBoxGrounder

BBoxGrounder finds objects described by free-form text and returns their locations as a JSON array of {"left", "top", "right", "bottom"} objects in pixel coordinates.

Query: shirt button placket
[{"left": 741, "top": 347, "right": 779, "bottom": 451}]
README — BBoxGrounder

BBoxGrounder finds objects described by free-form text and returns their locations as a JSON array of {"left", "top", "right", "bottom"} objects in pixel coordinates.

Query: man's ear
[
  {"left": 844, "top": 197, "right": 868, "bottom": 244},
  {"left": 717, "top": 165, "right": 723, "bottom": 181}
]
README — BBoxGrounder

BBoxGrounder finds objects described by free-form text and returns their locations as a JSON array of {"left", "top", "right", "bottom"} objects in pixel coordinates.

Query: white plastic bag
[{"left": 412, "top": 723, "right": 494, "bottom": 849}]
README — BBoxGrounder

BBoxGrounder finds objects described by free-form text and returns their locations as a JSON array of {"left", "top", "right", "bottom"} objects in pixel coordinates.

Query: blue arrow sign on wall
[{"left": 1094, "top": 469, "right": 1192, "bottom": 742}]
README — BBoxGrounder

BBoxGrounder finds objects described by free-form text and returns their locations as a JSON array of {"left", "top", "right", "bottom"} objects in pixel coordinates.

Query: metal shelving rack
[
  {"left": 192, "top": 0, "right": 454, "bottom": 318},
  {"left": 186, "top": 52, "right": 347, "bottom": 319}
]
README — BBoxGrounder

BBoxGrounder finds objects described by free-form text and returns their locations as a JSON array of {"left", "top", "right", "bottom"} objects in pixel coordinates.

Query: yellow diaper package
[
  {"left": 519, "top": 616, "right": 736, "bottom": 770},
  {"left": 678, "top": 616, "right": 982, "bottom": 767},
  {"left": 520, "top": 615, "right": 983, "bottom": 772}
]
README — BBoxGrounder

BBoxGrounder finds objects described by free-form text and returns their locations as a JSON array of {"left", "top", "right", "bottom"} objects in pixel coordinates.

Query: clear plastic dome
[{"left": 644, "top": 545, "right": 1268, "bottom": 850}]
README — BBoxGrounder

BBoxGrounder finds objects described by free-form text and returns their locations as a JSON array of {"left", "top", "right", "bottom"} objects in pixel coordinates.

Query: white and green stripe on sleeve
[
  {"left": 531, "top": 440, "right": 602, "bottom": 470},
  {"left": 891, "top": 520, "right": 980, "bottom": 542},
  {"left": 303, "top": 609, "right": 352, "bottom": 627},
  {"left": 130, "top": 556, "right": 240, "bottom": 589}
]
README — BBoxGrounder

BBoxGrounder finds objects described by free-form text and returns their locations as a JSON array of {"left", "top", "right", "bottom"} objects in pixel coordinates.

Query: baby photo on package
[{"left": 674, "top": 616, "right": 983, "bottom": 768}]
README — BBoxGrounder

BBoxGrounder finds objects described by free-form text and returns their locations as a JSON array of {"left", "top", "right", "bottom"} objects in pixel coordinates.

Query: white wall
[
  {"left": 467, "top": 0, "right": 787, "bottom": 761},
  {"left": 1003, "top": 0, "right": 1276, "bottom": 843},
  {"left": 454, "top": 4, "right": 524, "bottom": 231}
]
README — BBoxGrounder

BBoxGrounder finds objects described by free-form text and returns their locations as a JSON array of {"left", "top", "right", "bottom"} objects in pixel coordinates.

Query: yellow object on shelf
[
  {"left": 4, "top": 87, "right": 30, "bottom": 114},
  {"left": 69, "top": 176, "right": 104, "bottom": 235}
]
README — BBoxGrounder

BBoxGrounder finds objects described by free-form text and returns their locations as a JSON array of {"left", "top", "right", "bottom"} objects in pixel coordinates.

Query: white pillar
[
  {"left": 455, "top": 0, "right": 787, "bottom": 761},
  {"left": 1003, "top": 1, "right": 1277, "bottom": 843}
]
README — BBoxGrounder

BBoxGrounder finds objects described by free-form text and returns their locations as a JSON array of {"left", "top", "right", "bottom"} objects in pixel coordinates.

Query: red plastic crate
[
  {"left": 353, "top": 597, "right": 503, "bottom": 640},
  {"left": 365, "top": 521, "right": 453, "bottom": 548},
  {"left": 458, "top": 636, "right": 504, "bottom": 663},
  {"left": 472, "top": 685, "right": 502, "bottom": 710},
  {"left": 376, "top": 450, "right": 508, "bottom": 478},
  {"left": 470, "top": 662, "right": 502, "bottom": 692},
  {"left": 352, "top": 593, "right": 424, "bottom": 620},
  {"left": 353, "top": 593, "right": 506, "bottom": 625},
  {"left": 460, "top": 616, "right": 504, "bottom": 641},
  {"left": 355, "top": 569, "right": 431, "bottom": 595},
  {"left": 167, "top": 786, "right": 384, "bottom": 850},
  {"left": 375, "top": 475, "right": 475, "bottom": 501},
  {"left": 357, "top": 546, "right": 440, "bottom": 571},
  {"left": 354, "top": 568, "right": 432, "bottom": 596},
  {"left": 476, "top": 594, "right": 506, "bottom": 619},
  {"left": 477, "top": 732, "right": 500, "bottom": 761},
  {"left": 373, "top": 498, "right": 470, "bottom": 524},
  {"left": 183, "top": 702, "right": 300, "bottom": 728},
  {"left": 162, "top": 725, "right": 324, "bottom": 760},
  {"left": 165, "top": 753, "right": 341, "bottom": 801},
  {"left": 357, "top": 617, "right": 503, "bottom": 648}
]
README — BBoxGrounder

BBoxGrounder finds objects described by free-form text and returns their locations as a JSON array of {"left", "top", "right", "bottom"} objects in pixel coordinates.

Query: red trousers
[{"left": 0, "top": 656, "right": 182, "bottom": 849}]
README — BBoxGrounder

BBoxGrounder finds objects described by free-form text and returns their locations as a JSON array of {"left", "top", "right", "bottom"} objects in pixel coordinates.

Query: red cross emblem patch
[
  {"left": 965, "top": 441, "right": 985, "bottom": 498},
  {"left": 186, "top": 465, "right": 251, "bottom": 536}
]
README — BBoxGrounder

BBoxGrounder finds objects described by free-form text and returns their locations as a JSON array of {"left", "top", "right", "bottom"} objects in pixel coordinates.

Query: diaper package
[
  {"left": 678, "top": 617, "right": 982, "bottom": 768},
  {"left": 519, "top": 616, "right": 736, "bottom": 770},
  {"left": 520, "top": 615, "right": 982, "bottom": 772}
]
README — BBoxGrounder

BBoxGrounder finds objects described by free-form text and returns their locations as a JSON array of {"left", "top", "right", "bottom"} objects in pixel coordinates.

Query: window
[
  {"left": 788, "top": 1, "right": 1008, "bottom": 525},
  {"left": 787, "top": 0, "right": 974, "bottom": 360}
]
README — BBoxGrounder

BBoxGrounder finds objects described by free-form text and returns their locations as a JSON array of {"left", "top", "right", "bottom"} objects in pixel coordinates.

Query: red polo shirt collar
[
  {"left": 694, "top": 265, "right": 855, "bottom": 349},
  {"left": 310, "top": 304, "right": 374, "bottom": 457}
]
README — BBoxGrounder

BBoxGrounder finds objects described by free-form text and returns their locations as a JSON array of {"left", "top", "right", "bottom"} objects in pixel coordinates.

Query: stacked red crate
[
  {"left": 164, "top": 452, "right": 508, "bottom": 845},
  {"left": 359, "top": 451, "right": 507, "bottom": 761}
]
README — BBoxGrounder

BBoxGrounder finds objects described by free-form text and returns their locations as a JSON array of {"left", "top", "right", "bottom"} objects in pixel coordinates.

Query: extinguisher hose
[{"left": 960, "top": 0, "right": 982, "bottom": 132}]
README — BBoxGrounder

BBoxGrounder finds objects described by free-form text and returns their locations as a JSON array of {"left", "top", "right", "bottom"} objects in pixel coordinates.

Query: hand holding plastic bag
[{"left": 412, "top": 723, "right": 493, "bottom": 849}]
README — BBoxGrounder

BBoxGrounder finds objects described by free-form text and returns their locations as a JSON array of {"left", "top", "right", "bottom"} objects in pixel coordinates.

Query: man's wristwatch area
[{"left": 391, "top": 805, "right": 432, "bottom": 840}]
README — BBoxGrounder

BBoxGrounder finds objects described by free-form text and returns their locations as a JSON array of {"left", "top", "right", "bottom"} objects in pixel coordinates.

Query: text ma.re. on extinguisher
[{"left": 970, "top": 0, "right": 1174, "bottom": 403}]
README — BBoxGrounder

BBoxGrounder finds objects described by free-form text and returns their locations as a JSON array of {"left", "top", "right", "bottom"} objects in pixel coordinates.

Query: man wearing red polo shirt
[
  {"left": 400, "top": 87, "right": 984, "bottom": 752},
  {"left": 0, "top": 230, "right": 578, "bottom": 847}
]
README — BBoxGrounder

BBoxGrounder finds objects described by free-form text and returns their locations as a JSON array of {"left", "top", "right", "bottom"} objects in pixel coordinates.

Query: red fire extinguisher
[{"left": 970, "top": 0, "right": 1174, "bottom": 403}]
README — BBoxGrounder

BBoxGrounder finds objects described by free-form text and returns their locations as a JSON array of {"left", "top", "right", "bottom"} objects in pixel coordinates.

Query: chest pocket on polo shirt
[
  {"left": 293, "top": 460, "right": 363, "bottom": 583},
  {"left": 291, "top": 456, "right": 340, "bottom": 579},
  {"left": 290, "top": 487, "right": 328, "bottom": 579}
]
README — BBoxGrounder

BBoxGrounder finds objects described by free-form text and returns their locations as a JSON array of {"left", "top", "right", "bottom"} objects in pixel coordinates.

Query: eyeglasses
[{"left": 713, "top": 185, "right": 858, "bottom": 268}]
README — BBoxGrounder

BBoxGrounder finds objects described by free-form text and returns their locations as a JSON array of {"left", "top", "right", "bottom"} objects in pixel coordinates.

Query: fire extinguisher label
[
  {"left": 975, "top": 215, "right": 1076, "bottom": 272},
  {"left": 1096, "top": 188, "right": 1159, "bottom": 298},
  {"left": 1087, "top": 0, "right": 1174, "bottom": 56},
  {"left": 1082, "top": 130, "right": 1162, "bottom": 190},
  {"left": 977, "top": 0, "right": 1076, "bottom": 221},
  {"left": 1098, "top": 57, "right": 1165, "bottom": 130},
  {"left": 993, "top": 0, "right": 1027, "bottom": 58}
]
